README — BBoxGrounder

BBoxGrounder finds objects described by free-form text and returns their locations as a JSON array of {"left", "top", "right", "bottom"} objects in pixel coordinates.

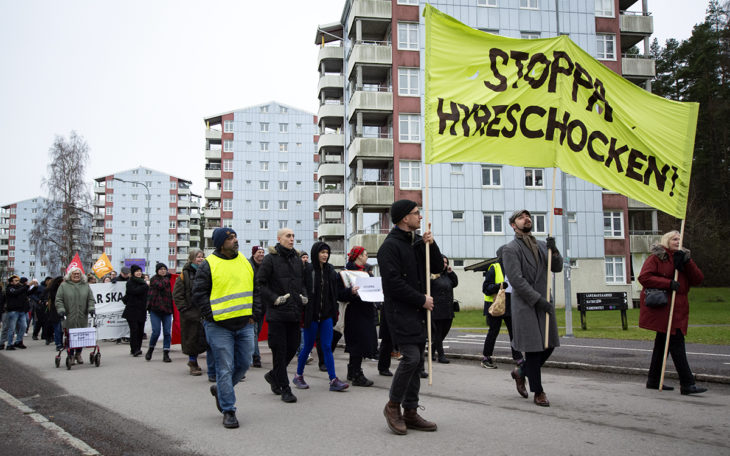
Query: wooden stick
[
  {"left": 545, "top": 168, "right": 557, "bottom": 349},
  {"left": 659, "top": 219, "right": 685, "bottom": 390},
  {"left": 424, "top": 164, "right": 433, "bottom": 385}
]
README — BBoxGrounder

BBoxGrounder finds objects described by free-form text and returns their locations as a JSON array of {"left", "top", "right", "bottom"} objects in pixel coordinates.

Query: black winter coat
[
  {"left": 341, "top": 262, "right": 379, "bottom": 358},
  {"left": 377, "top": 227, "right": 443, "bottom": 345},
  {"left": 431, "top": 271, "right": 458, "bottom": 320},
  {"left": 173, "top": 262, "right": 208, "bottom": 356},
  {"left": 123, "top": 277, "right": 149, "bottom": 322},
  {"left": 5, "top": 284, "right": 30, "bottom": 312},
  {"left": 303, "top": 261, "right": 341, "bottom": 328},
  {"left": 253, "top": 244, "right": 307, "bottom": 323}
]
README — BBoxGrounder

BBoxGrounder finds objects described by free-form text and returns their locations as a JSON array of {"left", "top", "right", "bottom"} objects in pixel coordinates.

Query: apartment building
[
  {"left": 93, "top": 167, "right": 201, "bottom": 273},
  {"left": 315, "top": 0, "right": 655, "bottom": 306},
  {"left": 202, "top": 102, "right": 318, "bottom": 256},
  {"left": 0, "top": 197, "right": 56, "bottom": 279}
]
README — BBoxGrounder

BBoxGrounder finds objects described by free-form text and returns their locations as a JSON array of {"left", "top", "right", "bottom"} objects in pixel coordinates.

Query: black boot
[
  {"left": 163, "top": 350, "right": 171, "bottom": 363},
  {"left": 145, "top": 347, "right": 154, "bottom": 361},
  {"left": 352, "top": 371, "right": 374, "bottom": 387}
]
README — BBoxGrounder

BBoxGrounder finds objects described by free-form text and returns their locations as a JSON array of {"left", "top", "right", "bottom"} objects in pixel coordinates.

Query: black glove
[
  {"left": 58, "top": 310, "right": 66, "bottom": 318},
  {"left": 670, "top": 280, "right": 680, "bottom": 292},
  {"left": 501, "top": 281, "right": 509, "bottom": 289},
  {"left": 546, "top": 236, "right": 556, "bottom": 251},
  {"left": 673, "top": 251, "right": 685, "bottom": 271},
  {"left": 535, "top": 297, "right": 552, "bottom": 313}
]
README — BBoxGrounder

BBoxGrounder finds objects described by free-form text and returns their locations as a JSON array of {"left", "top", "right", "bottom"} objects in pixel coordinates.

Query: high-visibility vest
[
  {"left": 207, "top": 253, "right": 254, "bottom": 322},
  {"left": 484, "top": 263, "right": 504, "bottom": 302}
]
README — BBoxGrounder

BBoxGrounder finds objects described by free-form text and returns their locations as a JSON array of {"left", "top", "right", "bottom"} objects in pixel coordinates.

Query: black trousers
[
  {"left": 482, "top": 314, "right": 523, "bottom": 360},
  {"left": 267, "top": 321, "right": 300, "bottom": 388},
  {"left": 432, "top": 318, "right": 453, "bottom": 357},
  {"left": 377, "top": 310, "right": 394, "bottom": 372},
  {"left": 524, "top": 347, "right": 554, "bottom": 394},
  {"left": 389, "top": 343, "right": 425, "bottom": 409},
  {"left": 128, "top": 320, "right": 145, "bottom": 354},
  {"left": 648, "top": 330, "right": 695, "bottom": 387}
]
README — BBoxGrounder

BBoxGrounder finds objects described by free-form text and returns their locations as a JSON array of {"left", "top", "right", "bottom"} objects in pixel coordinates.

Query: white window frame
[
  {"left": 477, "top": 0, "right": 497, "bottom": 6},
  {"left": 595, "top": 0, "right": 614, "bottom": 17},
  {"left": 397, "top": 0, "right": 418, "bottom": 4},
  {"left": 170, "top": 181, "right": 177, "bottom": 189},
  {"left": 604, "top": 211, "right": 624, "bottom": 238},
  {"left": 279, "top": 142, "right": 288, "bottom": 152},
  {"left": 605, "top": 256, "right": 625, "bottom": 284},
  {"left": 169, "top": 220, "right": 177, "bottom": 229},
  {"left": 450, "top": 164, "right": 463, "bottom": 174},
  {"left": 223, "top": 140, "right": 233, "bottom": 152},
  {"left": 520, "top": 0, "right": 538, "bottom": 9},
  {"left": 105, "top": 207, "right": 112, "bottom": 215},
  {"left": 260, "top": 105, "right": 268, "bottom": 113},
  {"left": 260, "top": 161, "right": 269, "bottom": 171},
  {"left": 397, "top": 22, "right": 419, "bottom": 50},
  {"left": 532, "top": 213, "right": 546, "bottom": 234},
  {"left": 279, "top": 162, "right": 288, "bottom": 172},
  {"left": 399, "top": 114, "right": 420, "bottom": 142},
  {"left": 279, "top": 200, "right": 288, "bottom": 210},
  {"left": 259, "top": 220, "right": 269, "bottom": 230},
  {"left": 223, "top": 159, "right": 233, "bottom": 172},
  {"left": 260, "top": 200, "right": 269, "bottom": 210},
  {"left": 279, "top": 181, "right": 288, "bottom": 191},
  {"left": 596, "top": 34, "right": 616, "bottom": 60},
  {"left": 399, "top": 160, "right": 421, "bottom": 190},
  {"left": 481, "top": 165, "right": 502, "bottom": 187},
  {"left": 260, "top": 122, "right": 269, "bottom": 132},
  {"left": 223, "top": 199, "right": 232, "bottom": 211},
  {"left": 398, "top": 67, "right": 419, "bottom": 96},
  {"left": 223, "top": 179, "right": 233, "bottom": 191},
  {"left": 482, "top": 213, "right": 504, "bottom": 234},
  {"left": 279, "top": 106, "right": 288, "bottom": 113},
  {"left": 259, "top": 181, "right": 269, "bottom": 191},
  {"left": 521, "top": 32, "right": 540, "bottom": 40},
  {"left": 279, "top": 123, "right": 288, "bottom": 133},
  {"left": 223, "top": 120, "right": 234, "bottom": 133},
  {"left": 260, "top": 142, "right": 269, "bottom": 152},
  {"left": 525, "top": 168, "right": 544, "bottom": 188},
  {"left": 452, "top": 211, "right": 464, "bottom": 221}
]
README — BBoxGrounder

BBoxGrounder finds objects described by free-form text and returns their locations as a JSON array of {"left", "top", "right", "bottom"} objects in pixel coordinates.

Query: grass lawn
[{"left": 452, "top": 287, "right": 730, "bottom": 345}]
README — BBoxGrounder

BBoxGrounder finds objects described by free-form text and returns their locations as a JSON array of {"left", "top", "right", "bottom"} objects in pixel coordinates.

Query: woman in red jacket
[{"left": 638, "top": 230, "right": 705, "bottom": 395}]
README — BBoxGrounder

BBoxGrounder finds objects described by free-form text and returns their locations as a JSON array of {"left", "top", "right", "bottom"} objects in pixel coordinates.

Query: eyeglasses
[{"left": 408, "top": 210, "right": 420, "bottom": 216}]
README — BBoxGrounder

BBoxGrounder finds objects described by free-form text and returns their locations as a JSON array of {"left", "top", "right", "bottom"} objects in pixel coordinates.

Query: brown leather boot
[
  {"left": 383, "top": 401, "right": 407, "bottom": 435},
  {"left": 187, "top": 361, "right": 202, "bottom": 376},
  {"left": 403, "top": 408, "right": 437, "bottom": 432},
  {"left": 511, "top": 367, "right": 528, "bottom": 398}
]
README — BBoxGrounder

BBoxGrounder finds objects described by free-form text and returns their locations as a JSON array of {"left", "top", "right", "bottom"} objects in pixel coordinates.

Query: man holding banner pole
[
  {"left": 503, "top": 209, "right": 562, "bottom": 407},
  {"left": 378, "top": 199, "right": 443, "bottom": 435}
]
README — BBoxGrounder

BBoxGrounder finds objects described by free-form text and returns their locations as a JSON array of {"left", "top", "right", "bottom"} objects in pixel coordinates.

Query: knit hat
[
  {"left": 390, "top": 199, "right": 418, "bottom": 224},
  {"left": 130, "top": 264, "right": 142, "bottom": 275},
  {"left": 252, "top": 245, "right": 262, "bottom": 256},
  {"left": 348, "top": 246, "right": 365, "bottom": 262},
  {"left": 155, "top": 263, "right": 168, "bottom": 273},
  {"left": 509, "top": 209, "right": 531, "bottom": 224},
  {"left": 121, "top": 267, "right": 131, "bottom": 275},
  {"left": 212, "top": 227, "right": 236, "bottom": 250}
]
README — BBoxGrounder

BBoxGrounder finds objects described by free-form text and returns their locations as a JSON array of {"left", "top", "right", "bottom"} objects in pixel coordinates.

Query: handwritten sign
[{"left": 355, "top": 276, "right": 384, "bottom": 302}]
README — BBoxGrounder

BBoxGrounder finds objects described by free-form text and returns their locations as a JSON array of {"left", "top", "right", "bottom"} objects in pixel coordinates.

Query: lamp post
[{"left": 113, "top": 178, "right": 151, "bottom": 272}]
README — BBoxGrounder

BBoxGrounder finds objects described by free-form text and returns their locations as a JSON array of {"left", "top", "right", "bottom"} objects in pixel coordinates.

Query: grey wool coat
[
  {"left": 502, "top": 235, "right": 563, "bottom": 353},
  {"left": 55, "top": 280, "right": 95, "bottom": 330}
]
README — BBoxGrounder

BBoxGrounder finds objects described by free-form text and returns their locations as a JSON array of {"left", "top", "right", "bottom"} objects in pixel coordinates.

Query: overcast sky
[{"left": 0, "top": 0, "right": 711, "bottom": 206}]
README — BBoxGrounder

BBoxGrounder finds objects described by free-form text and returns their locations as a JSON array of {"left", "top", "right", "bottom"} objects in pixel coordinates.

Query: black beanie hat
[
  {"left": 212, "top": 227, "right": 236, "bottom": 250},
  {"left": 391, "top": 199, "right": 418, "bottom": 224},
  {"left": 130, "top": 264, "right": 142, "bottom": 275},
  {"left": 155, "top": 263, "right": 168, "bottom": 273}
]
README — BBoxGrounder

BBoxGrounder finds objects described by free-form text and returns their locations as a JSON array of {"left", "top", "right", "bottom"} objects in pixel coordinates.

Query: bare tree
[{"left": 31, "top": 132, "right": 94, "bottom": 275}]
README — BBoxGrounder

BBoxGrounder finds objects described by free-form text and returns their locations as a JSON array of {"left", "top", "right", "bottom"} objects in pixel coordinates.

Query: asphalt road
[{"left": 1, "top": 335, "right": 728, "bottom": 456}]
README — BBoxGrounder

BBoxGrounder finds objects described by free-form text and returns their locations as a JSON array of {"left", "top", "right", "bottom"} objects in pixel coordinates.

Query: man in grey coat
[{"left": 502, "top": 209, "right": 562, "bottom": 407}]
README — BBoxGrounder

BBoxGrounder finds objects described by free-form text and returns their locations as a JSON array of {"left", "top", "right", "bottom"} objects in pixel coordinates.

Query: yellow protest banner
[
  {"left": 92, "top": 253, "right": 113, "bottom": 278},
  {"left": 424, "top": 5, "right": 698, "bottom": 219}
]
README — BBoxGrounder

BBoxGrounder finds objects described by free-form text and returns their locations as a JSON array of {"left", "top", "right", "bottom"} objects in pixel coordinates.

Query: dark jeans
[
  {"left": 127, "top": 320, "right": 145, "bottom": 354},
  {"left": 377, "top": 311, "right": 393, "bottom": 372},
  {"left": 267, "top": 320, "right": 300, "bottom": 388},
  {"left": 482, "top": 314, "right": 523, "bottom": 360},
  {"left": 432, "top": 318, "right": 453, "bottom": 357},
  {"left": 648, "top": 330, "right": 695, "bottom": 387},
  {"left": 389, "top": 343, "right": 425, "bottom": 409},
  {"left": 524, "top": 347, "right": 554, "bottom": 394}
]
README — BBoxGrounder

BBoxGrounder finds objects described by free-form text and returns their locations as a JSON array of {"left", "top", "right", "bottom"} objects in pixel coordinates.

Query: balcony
[
  {"left": 317, "top": 45, "right": 344, "bottom": 69},
  {"left": 204, "top": 189, "right": 221, "bottom": 200},
  {"left": 317, "top": 74, "right": 344, "bottom": 95},
  {"left": 0, "top": 255, "right": 8, "bottom": 261},
  {"left": 348, "top": 91, "right": 393, "bottom": 119},
  {"left": 317, "top": 192, "right": 345, "bottom": 210},
  {"left": 348, "top": 232, "right": 388, "bottom": 254},
  {"left": 204, "top": 208, "right": 221, "bottom": 219},
  {"left": 93, "top": 199, "right": 105, "bottom": 207},
  {"left": 318, "top": 133, "right": 345, "bottom": 154},
  {"left": 620, "top": 11, "right": 653, "bottom": 49},
  {"left": 205, "top": 168, "right": 221, "bottom": 179},
  {"left": 176, "top": 213, "right": 191, "bottom": 221},
  {"left": 94, "top": 185, "right": 105, "bottom": 194},
  {"left": 178, "top": 187, "right": 191, "bottom": 195},
  {"left": 622, "top": 55, "right": 655, "bottom": 79},
  {"left": 348, "top": 184, "right": 394, "bottom": 210},
  {"left": 176, "top": 240, "right": 190, "bottom": 248},
  {"left": 177, "top": 227, "right": 190, "bottom": 234},
  {"left": 190, "top": 235, "right": 201, "bottom": 242},
  {"left": 347, "top": 43, "right": 392, "bottom": 79},
  {"left": 93, "top": 239, "right": 104, "bottom": 247},
  {"left": 317, "top": 102, "right": 345, "bottom": 121},
  {"left": 205, "top": 129, "right": 222, "bottom": 140},
  {"left": 92, "top": 226, "right": 105, "bottom": 234},
  {"left": 93, "top": 213, "right": 104, "bottom": 221},
  {"left": 318, "top": 223, "right": 345, "bottom": 238},
  {"left": 630, "top": 234, "right": 661, "bottom": 253},
  {"left": 190, "top": 223, "right": 201, "bottom": 230},
  {"left": 177, "top": 199, "right": 191, "bottom": 208},
  {"left": 0, "top": 222, "right": 8, "bottom": 230},
  {"left": 348, "top": 137, "right": 393, "bottom": 165},
  {"left": 177, "top": 253, "right": 189, "bottom": 261},
  {"left": 205, "top": 149, "right": 221, "bottom": 160},
  {"left": 346, "top": 0, "right": 392, "bottom": 33},
  {"left": 317, "top": 163, "right": 345, "bottom": 179}
]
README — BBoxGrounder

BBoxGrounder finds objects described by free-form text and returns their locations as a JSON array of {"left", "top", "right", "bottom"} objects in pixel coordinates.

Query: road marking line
[{"left": 0, "top": 387, "right": 100, "bottom": 455}]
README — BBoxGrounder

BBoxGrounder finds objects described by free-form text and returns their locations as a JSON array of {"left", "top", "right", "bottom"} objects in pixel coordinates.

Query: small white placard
[{"left": 355, "top": 276, "right": 384, "bottom": 302}]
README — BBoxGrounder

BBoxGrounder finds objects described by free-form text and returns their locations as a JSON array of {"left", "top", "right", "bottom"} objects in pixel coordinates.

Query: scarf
[{"left": 515, "top": 230, "right": 539, "bottom": 264}]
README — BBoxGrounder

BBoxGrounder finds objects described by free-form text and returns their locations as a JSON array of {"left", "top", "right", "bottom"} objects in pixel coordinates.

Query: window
[
  {"left": 223, "top": 120, "right": 234, "bottom": 132},
  {"left": 169, "top": 234, "right": 176, "bottom": 242},
  {"left": 279, "top": 143, "right": 288, "bottom": 152},
  {"left": 260, "top": 200, "right": 269, "bottom": 210},
  {"left": 131, "top": 220, "right": 138, "bottom": 227},
  {"left": 279, "top": 201, "right": 288, "bottom": 210},
  {"left": 278, "top": 220, "right": 288, "bottom": 229},
  {"left": 131, "top": 194, "right": 138, "bottom": 201},
  {"left": 279, "top": 106, "right": 288, "bottom": 113},
  {"left": 169, "top": 207, "right": 176, "bottom": 215},
  {"left": 279, "top": 181, "right": 288, "bottom": 191},
  {"left": 279, "top": 123, "right": 288, "bottom": 133},
  {"left": 169, "top": 220, "right": 177, "bottom": 229},
  {"left": 483, "top": 213, "right": 504, "bottom": 234},
  {"left": 223, "top": 199, "right": 232, "bottom": 211},
  {"left": 532, "top": 213, "right": 546, "bottom": 234},
  {"left": 105, "top": 207, "right": 112, "bottom": 215},
  {"left": 170, "top": 194, "right": 176, "bottom": 203},
  {"left": 400, "top": 161, "right": 421, "bottom": 189},
  {"left": 223, "top": 140, "right": 233, "bottom": 152},
  {"left": 452, "top": 211, "right": 464, "bottom": 221},
  {"left": 453, "top": 259, "right": 464, "bottom": 267},
  {"left": 260, "top": 122, "right": 269, "bottom": 132},
  {"left": 260, "top": 240, "right": 269, "bottom": 248},
  {"left": 398, "top": 22, "right": 419, "bottom": 50},
  {"left": 596, "top": 34, "right": 616, "bottom": 60},
  {"left": 605, "top": 256, "right": 625, "bottom": 284},
  {"left": 399, "top": 114, "right": 420, "bottom": 142},
  {"left": 520, "top": 0, "right": 538, "bottom": 9},
  {"left": 260, "top": 142, "right": 269, "bottom": 152},
  {"left": 398, "top": 0, "right": 418, "bottom": 4},
  {"left": 260, "top": 161, "right": 269, "bottom": 171},
  {"left": 223, "top": 159, "right": 233, "bottom": 172},
  {"left": 296, "top": 142, "right": 302, "bottom": 148},
  {"left": 481, "top": 166, "right": 502, "bottom": 187},
  {"left": 604, "top": 211, "right": 624, "bottom": 237},
  {"left": 260, "top": 220, "right": 269, "bottom": 230},
  {"left": 260, "top": 105, "right": 268, "bottom": 113},
  {"left": 450, "top": 164, "right": 463, "bottom": 174},
  {"left": 521, "top": 32, "right": 540, "bottom": 40},
  {"left": 398, "top": 67, "right": 419, "bottom": 96},
  {"left": 223, "top": 179, "right": 233, "bottom": 191},
  {"left": 259, "top": 181, "right": 269, "bottom": 191},
  {"left": 595, "top": 0, "right": 614, "bottom": 17},
  {"left": 525, "top": 168, "right": 544, "bottom": 188},
  {"left": 168, "top": 247, "right": 176, "bottom": 256},
  {"left": 130, "top": 247, "right": 137, "bottom": 254},
  {"left": 279, "top": 162, "right": 288, "bottom": 172},
  {"left": 130, "top": 234, "right": 137, "bottom": 241},
  {"left": 477, "top": 0, "right": 497, "bottom": 6},
  {"left": 170, "top": 180, "right": 177, "bottom": 190},
  {"left": 222, "top": 219, "right": 234, "bottom": 228}
]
